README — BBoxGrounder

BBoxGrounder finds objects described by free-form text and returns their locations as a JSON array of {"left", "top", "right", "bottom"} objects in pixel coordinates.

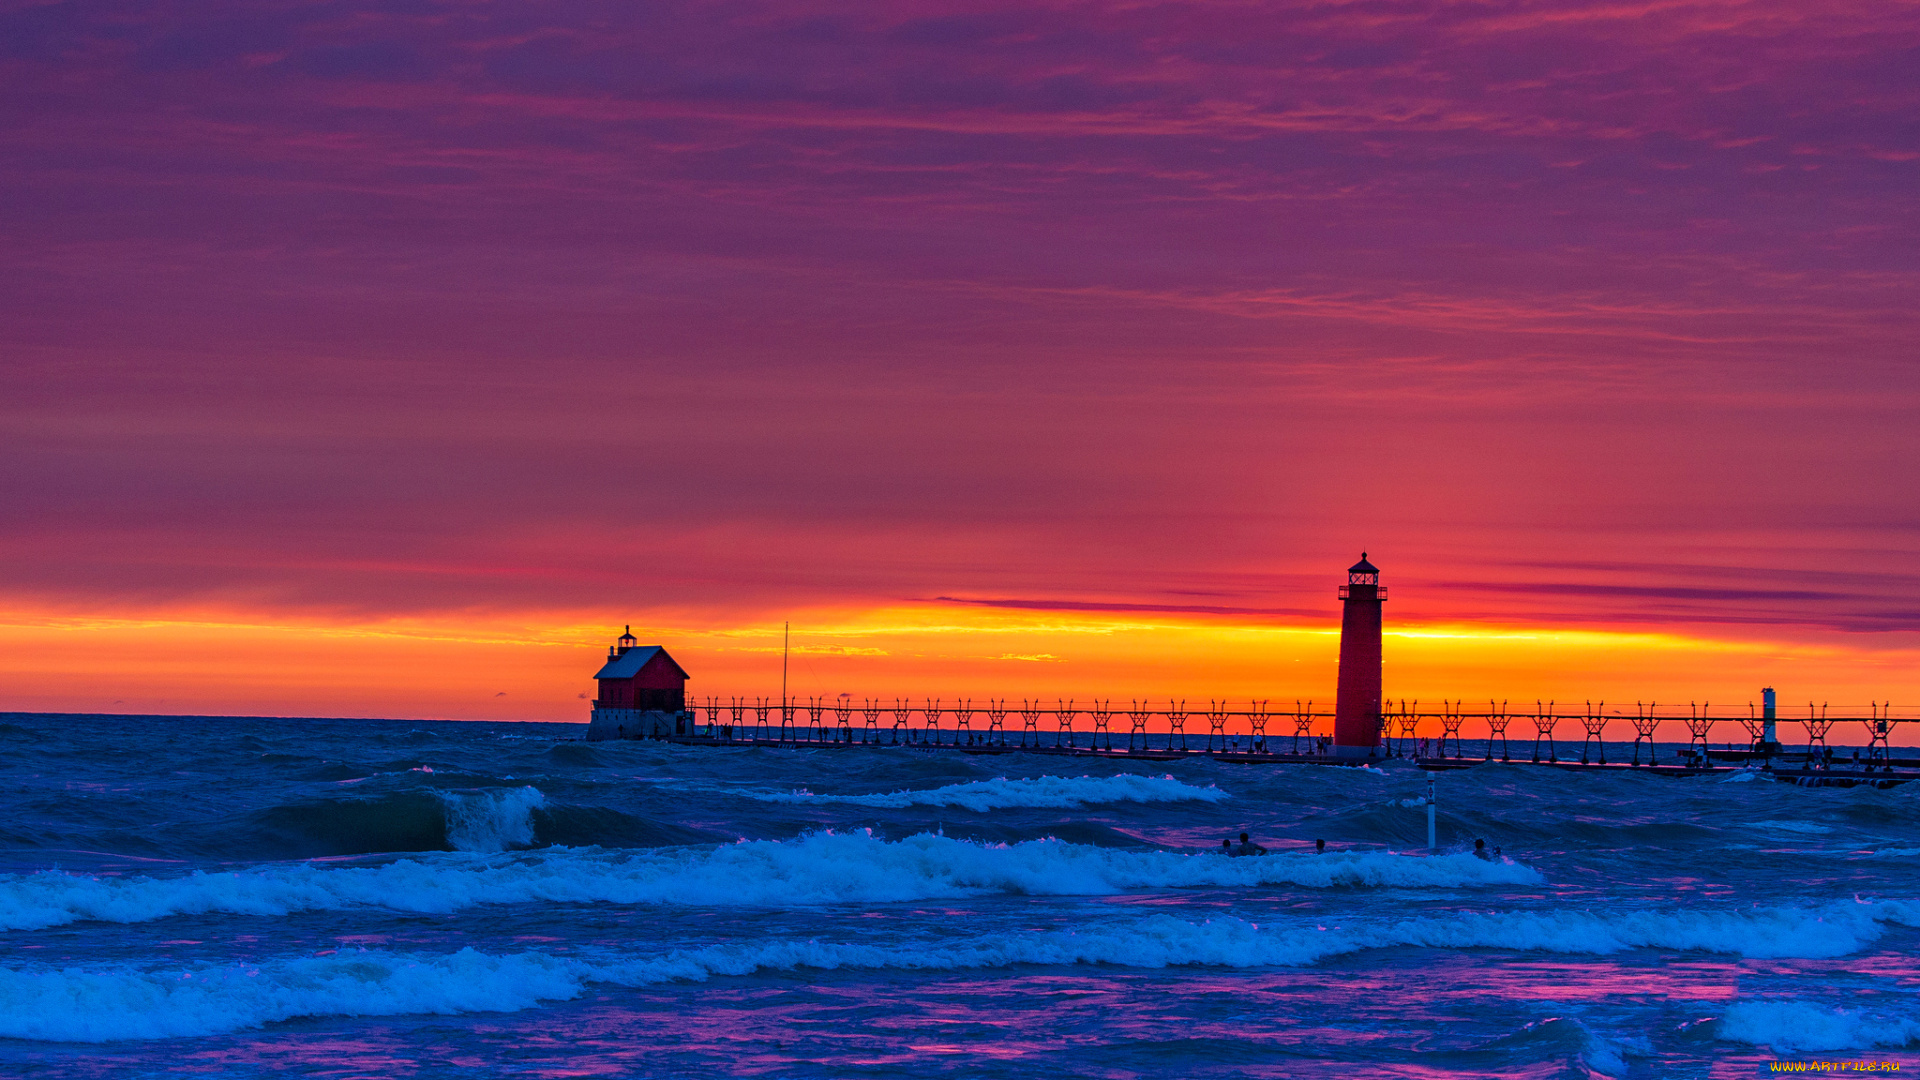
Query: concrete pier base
[{"left": 586, "top": 707, "right": 682, "bottom": 741}]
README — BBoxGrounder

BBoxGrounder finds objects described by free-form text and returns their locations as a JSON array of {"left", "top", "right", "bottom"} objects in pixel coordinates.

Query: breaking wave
[
  {"left": 440, "top": 787, "right": 544, "bottom": 852},
  {"left": 1463, "top": 1016, "right": 1648, "bottom": 1077},
  {"left": 750, "top": 773, "right": 1228, "bottom": 811},
  {"left": 1717, "top": 1000, "right": 1920, "bottom": 1052},
  {"left": 0, "top": 947, "right": 587, "bottom": 1041},
  {"left": 245, "top": 786, "right": 548, "bottom": 858},
  {"left": 1372, "top": 900, "right": 1918, "bottom": 960},
  {"left": 229, "top": 785, "right": 723, "bottom": 858},
  {"left": 7, "top": 903, "right": 1919, "bottom": 1043},
  {"left": 0, "top": 831, "right": 1535, "bottom": 931}
]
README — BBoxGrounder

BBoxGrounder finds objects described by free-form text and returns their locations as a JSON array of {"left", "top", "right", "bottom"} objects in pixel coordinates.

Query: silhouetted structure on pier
[
  {"left": 1333, "top": 553, "right": 1385, "bottom": 760},
  {"left": 587, "top": 628, "right": 690, "bottom": 741},
  {"left": 590, "top": 561, "right": 1914, "bottom": 785}
]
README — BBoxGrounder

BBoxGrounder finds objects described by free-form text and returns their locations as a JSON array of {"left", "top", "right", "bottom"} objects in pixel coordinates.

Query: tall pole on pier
[
  {"left": 1333, "top": 553, "right": 1387, "bottom": 760},
  {"left": 1427, "top": 771, "right": 1436, "bottom": 851},
  {"left": 782, "top": 622, "right": 790, "bottom": 730}
]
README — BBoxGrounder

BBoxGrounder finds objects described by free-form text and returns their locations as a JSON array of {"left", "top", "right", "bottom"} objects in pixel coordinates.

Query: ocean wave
[
  {"left": 1466, "top": 1016, "right": 1648, "bottom": 1077},
  {"left": 246, "top": 791, "right": 452, "bottom": 857},
  {"left": 750, "top": 773, "right": 1227, "bottom": 811},
  {"left": 244, "top": 785, "right": 549, "bottom": 858},
  {"left": 0, "top": 831, "right": 1536, "bottom": 931},
  {"left": 441, "top": 787, "right": 544, "bottom": 852},
  {"left": 1717, "top": 1000, "right": 1920, "bottom": 1052},
  {"left": 8, "top": 904, "right": 1920, "bottom": 1043},
  {"left": 11, "top": 923, "right": 1314, "bottom": 1042},
  {"left": 1754, "top": 820, "right": 1834, "bottom": 835},
  {"left": 1376, "top": 900, "right": 1916, "bottom": 959},
  {"left": 0, "top": 947, "right": 587, "bottom": 1042}
]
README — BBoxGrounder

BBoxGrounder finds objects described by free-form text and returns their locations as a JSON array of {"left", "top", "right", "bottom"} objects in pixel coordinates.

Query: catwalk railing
[{"left": 680, "top": 697, "right": 1915, "bottom": 766}]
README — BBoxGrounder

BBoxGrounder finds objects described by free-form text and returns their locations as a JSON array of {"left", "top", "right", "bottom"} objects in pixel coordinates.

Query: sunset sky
[{"left": 3, "top": 0, "right": 1917, "bottom": 726}]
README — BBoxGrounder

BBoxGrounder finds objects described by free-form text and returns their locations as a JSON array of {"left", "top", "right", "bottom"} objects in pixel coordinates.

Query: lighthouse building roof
[
  {"left": 1348, "top": 553, "right": 1379, "bottom": 575},
  {"left": 593, "top": 645, "right": 689, "bottom": 680}
]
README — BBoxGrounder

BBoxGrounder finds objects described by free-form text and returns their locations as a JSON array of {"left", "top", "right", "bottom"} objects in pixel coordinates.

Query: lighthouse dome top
[{"left": 1347, "top": 552, "right": 1379, "bottom": 583}]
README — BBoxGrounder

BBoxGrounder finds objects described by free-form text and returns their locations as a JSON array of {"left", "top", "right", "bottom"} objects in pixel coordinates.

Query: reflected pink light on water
[
  {"left": 1464, "top": 960, "right": 1744, "bottom": 1001},
  {"left": 30, "top": 956, "right": 1916, "bottom": 1077}
]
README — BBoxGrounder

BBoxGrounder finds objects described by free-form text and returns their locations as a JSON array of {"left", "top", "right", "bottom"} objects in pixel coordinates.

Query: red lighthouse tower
[{"left": 1332, "top": 553, "right": 1387, "bottom": 758}]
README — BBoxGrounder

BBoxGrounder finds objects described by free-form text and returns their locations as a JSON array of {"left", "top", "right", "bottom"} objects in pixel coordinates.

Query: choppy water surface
[{"left": 1, "top": 714, "right": 1917, "bottom": 1077}]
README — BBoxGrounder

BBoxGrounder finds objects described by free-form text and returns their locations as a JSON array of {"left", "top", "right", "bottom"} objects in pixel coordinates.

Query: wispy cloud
[{"left": 934, "top": 597, "right": 1323, "bottom": 619}]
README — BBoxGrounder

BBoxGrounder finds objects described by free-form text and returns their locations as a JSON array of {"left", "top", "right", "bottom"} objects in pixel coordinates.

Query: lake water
[{"left": 1, "top": 713, "right": 1916, "bottom": 1077}]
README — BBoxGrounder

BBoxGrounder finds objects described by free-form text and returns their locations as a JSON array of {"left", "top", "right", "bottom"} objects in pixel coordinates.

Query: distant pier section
[{"left": 589, "top": 557, "right": 1915, "bottom": 786}]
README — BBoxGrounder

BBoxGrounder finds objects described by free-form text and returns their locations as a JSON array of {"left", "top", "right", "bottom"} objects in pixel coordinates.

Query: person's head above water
[
  {"left": 1221, "top": 839, "right": 1232, "bottom": 850},
  {"left": 1475, "top": 839, "right": 1486, "bottom": 851},
  {"left": 1315, "top": 839, "right": 1325, "bottom": 853},
  {"left": 1240, "top": 832, "right": 1250, "bottom": 842}
]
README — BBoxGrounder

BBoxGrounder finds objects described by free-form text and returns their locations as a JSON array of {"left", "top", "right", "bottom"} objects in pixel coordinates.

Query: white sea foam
[
  {"left": 2, "top": 916, "right": 1354, "bottom": 1041},
  {"left": 0, "top": 831, "right": 1535, "bottom": 931},
  {"left": 1717, "top": 1000, "right": 1920, "bottom": 1052},
  {"left": 9, "top": 904, "right": 1920, "bottom": 1043},
  {"left": 0, "top": 947, "right": 588, "bottom": 1041},
  {"left": 439, "top": 786, "right": 544, "bottom": 852},
  {"left": 1755, "top": 820, "right": 1834, "bottom": 835},
  {"left": 751, "top": 773, "right": 1227, "bottom": 811},
  {"left": 1373, "top": 900, "right": 1916, "bottom": 959}
]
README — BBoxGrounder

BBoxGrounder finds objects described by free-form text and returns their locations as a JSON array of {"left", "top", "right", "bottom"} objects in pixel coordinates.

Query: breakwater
[{"left": 663, "top": 697, "right": 1918, "bottom": 786}]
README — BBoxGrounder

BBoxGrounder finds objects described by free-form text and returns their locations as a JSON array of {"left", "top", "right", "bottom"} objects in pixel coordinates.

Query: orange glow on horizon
[{"left": 3, "top": 604, "right": 1916, "bottom": 740}]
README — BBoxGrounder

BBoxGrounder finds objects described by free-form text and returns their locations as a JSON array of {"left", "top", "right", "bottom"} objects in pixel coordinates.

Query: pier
[
  {"left": 662, "top": 697, "right": 1918, "bottom": 787},
  {"left": 592, "top": 555, "right": 1915, "bottom": 786}
]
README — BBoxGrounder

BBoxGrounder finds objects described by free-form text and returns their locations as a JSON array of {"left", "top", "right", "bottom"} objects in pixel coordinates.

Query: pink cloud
[{"left": 0, "top": 0, "right": 1914, "bottom": 653}]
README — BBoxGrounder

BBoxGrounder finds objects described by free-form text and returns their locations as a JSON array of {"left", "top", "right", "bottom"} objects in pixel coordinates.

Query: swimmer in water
[
  {"left": 1473, "top": 838, "right": 1492, "bottom": 861},
  {"left": 1237, "top": 832, "right": 1268, "bottom": 857},
  {"left": 1315, "top": 838, "right": 1325, "bottom": 854},
  {"left": 1221, "top": 838, "right": 1236, "bottom": 857}
]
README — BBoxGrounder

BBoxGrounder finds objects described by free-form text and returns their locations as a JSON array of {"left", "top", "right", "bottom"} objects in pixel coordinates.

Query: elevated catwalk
[{"left": 659, "top": 728, "right": 1917, "bottom": 788}]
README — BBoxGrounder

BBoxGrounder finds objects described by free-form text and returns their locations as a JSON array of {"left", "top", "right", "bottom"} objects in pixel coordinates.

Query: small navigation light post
[
  {"left": 1761, "top": 686, "right": 1780, "bottom": 756},
  {"left": 1426, "top": 771, "right": 1437, "bottom": 851}
]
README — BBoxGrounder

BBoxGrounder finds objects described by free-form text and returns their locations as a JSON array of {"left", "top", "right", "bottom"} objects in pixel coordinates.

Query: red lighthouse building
[
  {"left": 587, "top": 627, "right": 691, "bottom": 741},
  {"left": 1332, "top": 553, "right": 1386, "bottom": 758}
]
